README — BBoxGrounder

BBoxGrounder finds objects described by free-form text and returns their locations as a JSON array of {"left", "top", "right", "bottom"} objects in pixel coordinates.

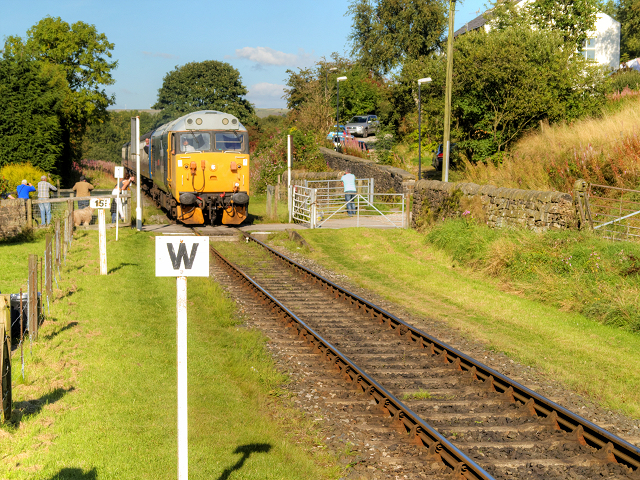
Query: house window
[{"left": 582, "top": 37, "right": 597, "bottom": 60}]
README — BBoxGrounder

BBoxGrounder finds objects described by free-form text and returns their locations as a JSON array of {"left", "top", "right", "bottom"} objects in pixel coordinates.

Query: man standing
[
  {"left": 340, "top": 169, "right": 357, "bottom": 216},
  {"left": 37, "top": 175, "right": 57, "bottom": 225},
  {"left": 16, "top": 179, "right": 36, "bottom": 199},
  {"left": 72, "top": 176, "right": 94, "bottom": 209}
]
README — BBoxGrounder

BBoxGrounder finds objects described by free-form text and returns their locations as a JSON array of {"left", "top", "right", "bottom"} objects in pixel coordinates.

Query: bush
[
  {"left": 606, "top": 69, "right": 640, "bottom": 94},
  {"left": 0, "top": 163, "right": 48, "bottom": 194}
]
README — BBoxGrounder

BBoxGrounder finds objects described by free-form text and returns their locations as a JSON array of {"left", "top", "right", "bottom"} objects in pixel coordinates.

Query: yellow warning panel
[
  {"left": 177, "top": 205, "right": 204, "bottom": 225},
  {"left": 222, "top": 205, "right": 247, "bottom": 225}
]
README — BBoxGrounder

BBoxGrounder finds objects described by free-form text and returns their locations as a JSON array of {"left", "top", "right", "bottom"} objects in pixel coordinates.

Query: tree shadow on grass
[
  {"left": 108, "top": 262, "right": 138, "bottom": 274},
  {"left": 217, "top": 443, "right": 272, "bottom": 480},
  {"left": 11, "top": 387, "right": 74, "bottom": 424},
  {"left": 45, "top": 467, "right": 97, "bottom": 479}
]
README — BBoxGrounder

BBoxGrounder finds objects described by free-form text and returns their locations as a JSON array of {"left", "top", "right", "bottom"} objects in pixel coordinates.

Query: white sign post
[
  {"left": 91, "top": 198, "right": 112, "bottom": 275},
  {"left": 155, "top": 236, "right": 209, "bottom": 480},
  {"left": 131, "top": 117, "right": 142, "bottom": 231},
  {"left": 114, "top": 166, "right": 124, "bottom": 241}
]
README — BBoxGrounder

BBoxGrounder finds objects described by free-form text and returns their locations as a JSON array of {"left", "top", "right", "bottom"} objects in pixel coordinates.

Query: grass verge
[
  {"left": 275, "top": 227, "right": 640, "bottom": 418},
  {"left": 1, "top": 228, "right": 341, "bottom": 479}
]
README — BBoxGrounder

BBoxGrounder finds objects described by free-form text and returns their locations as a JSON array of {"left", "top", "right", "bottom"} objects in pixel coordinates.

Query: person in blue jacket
[{"left": 16, "top": 180, "right": 36, "bottom": 199}]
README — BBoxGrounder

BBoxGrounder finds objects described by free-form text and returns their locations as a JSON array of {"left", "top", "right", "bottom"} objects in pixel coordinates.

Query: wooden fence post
[
  {"left": 55, "top": 219, "right": 61, "bottom": 270},
  {"left": 45, "top": 234, "right": 52, "bottom": 297},
  {"left": 266, "top": 186, "right": 274, "bottom": 221},
  {"left": 274, "top": 184, "right": 279, "bottom": 220},
  {"left": 28, "top": 255, "right": 38, "bottom": 340},
  {"left": 26, "top": 199, "right": 33, "bottom": 229},
  {"left": 1, "top": 295, "right": 11, "bottom": 422}
]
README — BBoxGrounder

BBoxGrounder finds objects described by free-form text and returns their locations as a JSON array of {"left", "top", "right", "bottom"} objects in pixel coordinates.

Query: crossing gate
[
  {"left": 291, "top": 179, "right": 407, "bottom": 229},
  {"left": 578, "top": 182, "right": 640, "bottom": 241}
]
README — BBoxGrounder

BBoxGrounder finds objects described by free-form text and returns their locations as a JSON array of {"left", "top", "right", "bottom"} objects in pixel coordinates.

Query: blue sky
[{"left": 1, "top": 0, "right": 483, "bottom": 110}]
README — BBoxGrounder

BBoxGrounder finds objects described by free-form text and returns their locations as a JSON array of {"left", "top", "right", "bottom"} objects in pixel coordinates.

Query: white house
[{"left": 454, "top": 2, "right": 621, "bottom": 70}]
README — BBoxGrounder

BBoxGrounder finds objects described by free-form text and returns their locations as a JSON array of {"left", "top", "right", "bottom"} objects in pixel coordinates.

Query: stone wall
[
  {"left": 412, "top": 180, "right": 577, "bottom": 232},
  {"left": 319, "top": 147, "right": 415, "bottom": 194},
  {"left": 0, "top": 199, "right": 27, "bottom": 239}
]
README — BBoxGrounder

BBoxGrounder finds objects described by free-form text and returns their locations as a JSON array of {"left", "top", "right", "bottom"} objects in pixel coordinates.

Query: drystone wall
[
  {"left": 319, "top": 147, "right": 415, "bottom": 194},
  {"left": 412, "top": 180, "right": 577, "bottom": 232},
  {"left": 0, "top": 199, "right": 27, "bottom": 239}
]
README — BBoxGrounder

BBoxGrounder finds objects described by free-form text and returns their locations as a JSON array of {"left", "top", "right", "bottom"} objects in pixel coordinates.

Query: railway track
[{"left": 208, "top": 231, "right": 640, "bottom": 479}]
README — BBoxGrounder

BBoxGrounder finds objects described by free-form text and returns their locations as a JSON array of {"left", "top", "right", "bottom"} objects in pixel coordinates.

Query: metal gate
[
  {"left": 585, "top": 183, "right": 640, "bottom": 241},
  {"left": 291, "top": 180, "right": 407, "bottom": 229}
]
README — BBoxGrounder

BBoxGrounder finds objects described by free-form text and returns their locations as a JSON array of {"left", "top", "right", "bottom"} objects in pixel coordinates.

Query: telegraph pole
[{"left": 442, "top": 0, "right": 456, "bottom": 182}]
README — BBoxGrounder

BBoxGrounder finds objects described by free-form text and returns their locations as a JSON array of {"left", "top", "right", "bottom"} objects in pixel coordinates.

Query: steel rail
[
  {"left": 210, "top": 244, "right": 495, "bottom": 480},
  {"left": 242, "top": 232, "right": 640, "bottom": 472}
]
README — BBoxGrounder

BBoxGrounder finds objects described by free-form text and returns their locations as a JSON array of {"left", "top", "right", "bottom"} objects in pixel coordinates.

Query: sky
[{"left": 1, "top": 0, "right": 484, "bottom": 110}]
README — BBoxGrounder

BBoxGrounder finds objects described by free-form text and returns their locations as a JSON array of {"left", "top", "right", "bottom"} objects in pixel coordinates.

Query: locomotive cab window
[
  {"left": 180, "top": 133, "right": 211, "bottom": 152},
  {"left": 214, "top": 132, "right": 248, "bottom": 153}
]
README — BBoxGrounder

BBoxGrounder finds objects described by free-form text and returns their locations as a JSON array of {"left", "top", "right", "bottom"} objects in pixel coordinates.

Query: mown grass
[
  {"left": 281, "top": 227, "right": 640, "bottom": 418},
  {"left": 0, "top": 229, "right": 342, "bottom": 479}
]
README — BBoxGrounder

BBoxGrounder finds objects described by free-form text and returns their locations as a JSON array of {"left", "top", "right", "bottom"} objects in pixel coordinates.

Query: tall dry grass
[{"left": 461, "top": 96, "right": 640, "bottom": 193}]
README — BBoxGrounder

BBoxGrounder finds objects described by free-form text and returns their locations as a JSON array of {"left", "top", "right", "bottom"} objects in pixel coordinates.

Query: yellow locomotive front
[{"left": 145, "top": 111, "right": 251, "bottom": 225}]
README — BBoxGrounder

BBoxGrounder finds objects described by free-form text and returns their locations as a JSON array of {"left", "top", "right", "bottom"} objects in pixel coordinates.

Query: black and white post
[
  {"left": 156, "top": 236, "right": 209, "bottom": 480},
  {"left": 114, "top": 166, "right": 124, "bottom": 241}
]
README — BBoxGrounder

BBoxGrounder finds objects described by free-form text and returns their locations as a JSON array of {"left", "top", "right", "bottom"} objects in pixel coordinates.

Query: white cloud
[
  {"left": 235, "top": 46, "right": 314, "bottom": 67},
  {"left": 246, "top": 82, "right": 287, "bottom": 108}
]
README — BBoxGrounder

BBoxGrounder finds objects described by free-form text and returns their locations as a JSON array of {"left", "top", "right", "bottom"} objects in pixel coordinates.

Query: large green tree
[
  {"left": 347, "top": 0, "right": 447, "bottom": 75},
  {"left": 617, "top": 0, "right": 640, "bottom": 60},
  {"left": 153, "top": 60, "right": 254, "bottom": 125},
  {"left": 0, "top": 55, "right": 67, "bottom": 171},
  {"left": 451, "top": 26, "right": 606, "bottom": 162},
  {"left": 82, "top": 111, "right": 159, "bottom": 164},
  {"left": 488, "top": 0, "right": 601, "bottom": 49},
  {"left": 3, "top": 16, "right": 117, "bottom": 176}
]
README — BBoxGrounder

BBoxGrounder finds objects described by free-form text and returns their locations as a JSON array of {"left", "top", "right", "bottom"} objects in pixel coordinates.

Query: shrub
[
  {"left": 0, "top": 163, "right": 48, "bottom": 193},
  {"left": 606, "top": 69, "right": 640, "bottom": 94}
]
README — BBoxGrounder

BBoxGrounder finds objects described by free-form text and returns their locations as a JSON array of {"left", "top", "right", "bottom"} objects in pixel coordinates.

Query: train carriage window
[{"left": 214, "top": 132, "right": 247, "bottom": 153}]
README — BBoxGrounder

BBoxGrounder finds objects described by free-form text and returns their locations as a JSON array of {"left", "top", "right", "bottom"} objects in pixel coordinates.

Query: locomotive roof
[{"left": 156, "top": 110, "right": 247, "bottom": 135}]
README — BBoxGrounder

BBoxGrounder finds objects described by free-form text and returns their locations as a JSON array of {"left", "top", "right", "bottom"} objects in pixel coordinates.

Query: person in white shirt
[
  {"left": 182, "top": 139, "right": 195, "bottom": 152},
  {"left": 340, "top": 169, "right": 357, "bottom": 216}
]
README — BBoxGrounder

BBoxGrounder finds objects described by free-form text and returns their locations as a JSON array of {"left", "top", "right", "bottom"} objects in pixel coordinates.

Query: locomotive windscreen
[
  {"left": 180, "top": 133, "right": 211, "bottom": 152},
  {"left": 214, "top": 132, "right": 247, "bottom": 153}
]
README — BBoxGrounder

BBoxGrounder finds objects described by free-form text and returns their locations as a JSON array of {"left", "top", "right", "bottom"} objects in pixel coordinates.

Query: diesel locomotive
[{"left": 122, "top": 110, "right": 250, "bottom": 225}]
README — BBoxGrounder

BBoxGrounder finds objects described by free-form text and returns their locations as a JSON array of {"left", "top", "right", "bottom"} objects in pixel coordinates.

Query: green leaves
[
  {"left": 347, "top": 0, "right": 447, "bottom": 75},
  {"left": 153, "top": 60, "right": 254, "bottom": 125}
]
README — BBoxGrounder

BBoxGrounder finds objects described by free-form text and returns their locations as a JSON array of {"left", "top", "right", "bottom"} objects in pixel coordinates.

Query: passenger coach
[{"left": 122, "top": 110, "right": 250, "bottom": 225}]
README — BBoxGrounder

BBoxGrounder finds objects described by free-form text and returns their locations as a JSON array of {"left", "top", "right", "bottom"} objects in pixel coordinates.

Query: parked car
[
  {"left": 326, "top": 125, "right": 348, "bottom": 141},
  {"left": 345, "top": 115, "right": 379, "bottom": 138},
  {"left": 432, "top": 143, "right": 457, "bottom": 170}
]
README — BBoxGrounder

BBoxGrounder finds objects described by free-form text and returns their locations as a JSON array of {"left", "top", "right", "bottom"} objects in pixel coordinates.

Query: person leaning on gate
[
  {"left": 72, "top": 175, "right": 94, "bottom": 209},
  {"left": 37, "top": 175, "right": 57, "bottom": 225},
  {"left": 16, "top": 179, "right": 36, "bottom": 199},
  {"left": 340, "top": 169, "right": 357, "bottom": 216},
  {"left": 111, "top": 176, "right": 134, "bottom": 223}
]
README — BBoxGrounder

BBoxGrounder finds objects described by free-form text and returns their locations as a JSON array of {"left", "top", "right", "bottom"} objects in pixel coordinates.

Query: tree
[
  {"left": 153, "top": 60, "right": 254, "bottom": 125},
  {"left": 0, "top": 55, "right": 67, "bottom": 172},
  {"left": 488, "top": 0, "right": 601, "bottom": 49},
  {"left": 347, "top": 0, "right": 447, "bottom": 75},
  {"left": 450, "top": 27, "right": 606, "bottom": 162},
  {"left": 82, "top": 111, "right": 159, "bottom": 164},
  {"left": 617, "top": 0, "right": 640, "bottom": 60},
  {"left": 3, "top": 16, "right": 117, "bottom": 177}
]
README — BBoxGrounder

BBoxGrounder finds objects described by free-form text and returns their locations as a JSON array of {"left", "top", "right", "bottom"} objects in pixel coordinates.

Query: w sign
[{"left": 156, "top": 237, "right": 209, "bottom": 277}]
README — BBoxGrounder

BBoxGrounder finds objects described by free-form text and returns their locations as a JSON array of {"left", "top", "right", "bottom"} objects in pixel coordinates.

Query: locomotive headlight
[
  {"left": 210, "top": 164, "right": 216, "bottom": 171},
  {"left": 222, "top": 118, "right": 229, "bottom": 125},
  {"left": 195, "top": 118, "right": 202, "bottom": 125}
]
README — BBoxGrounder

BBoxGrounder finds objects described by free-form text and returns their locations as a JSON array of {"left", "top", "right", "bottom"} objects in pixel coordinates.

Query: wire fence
[
  {"left": 587, "top": 183, "right": 640, "bottom": 241},
  {"left": 1, "top": 208, "right": 73, "bottom": 423}
]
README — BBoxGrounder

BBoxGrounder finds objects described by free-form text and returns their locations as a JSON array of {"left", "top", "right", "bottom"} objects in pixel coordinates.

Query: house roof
[
  {"left": 453, "top": 1, "right": 527, "bottom": 38},
  {"left": 453, "top": 13, "right": 488, "bottom": 38}
]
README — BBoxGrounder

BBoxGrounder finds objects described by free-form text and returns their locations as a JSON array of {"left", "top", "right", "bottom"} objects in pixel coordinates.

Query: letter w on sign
[
  {"left": 156, "top": 237, "right": 209, "bottom": 277},
  {"left": 167, "top": 243, "right": 198, "bottom": 270}
]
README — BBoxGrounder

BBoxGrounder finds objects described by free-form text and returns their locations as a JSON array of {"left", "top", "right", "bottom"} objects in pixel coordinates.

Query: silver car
[{"left": 345, "top": 115, "right": 379, "bottom": 138}]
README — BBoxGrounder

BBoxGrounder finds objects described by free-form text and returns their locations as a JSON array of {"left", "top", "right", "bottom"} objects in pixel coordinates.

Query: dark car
[{"left": 432, "top": 143, "right": 457, "bottom": 170}]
